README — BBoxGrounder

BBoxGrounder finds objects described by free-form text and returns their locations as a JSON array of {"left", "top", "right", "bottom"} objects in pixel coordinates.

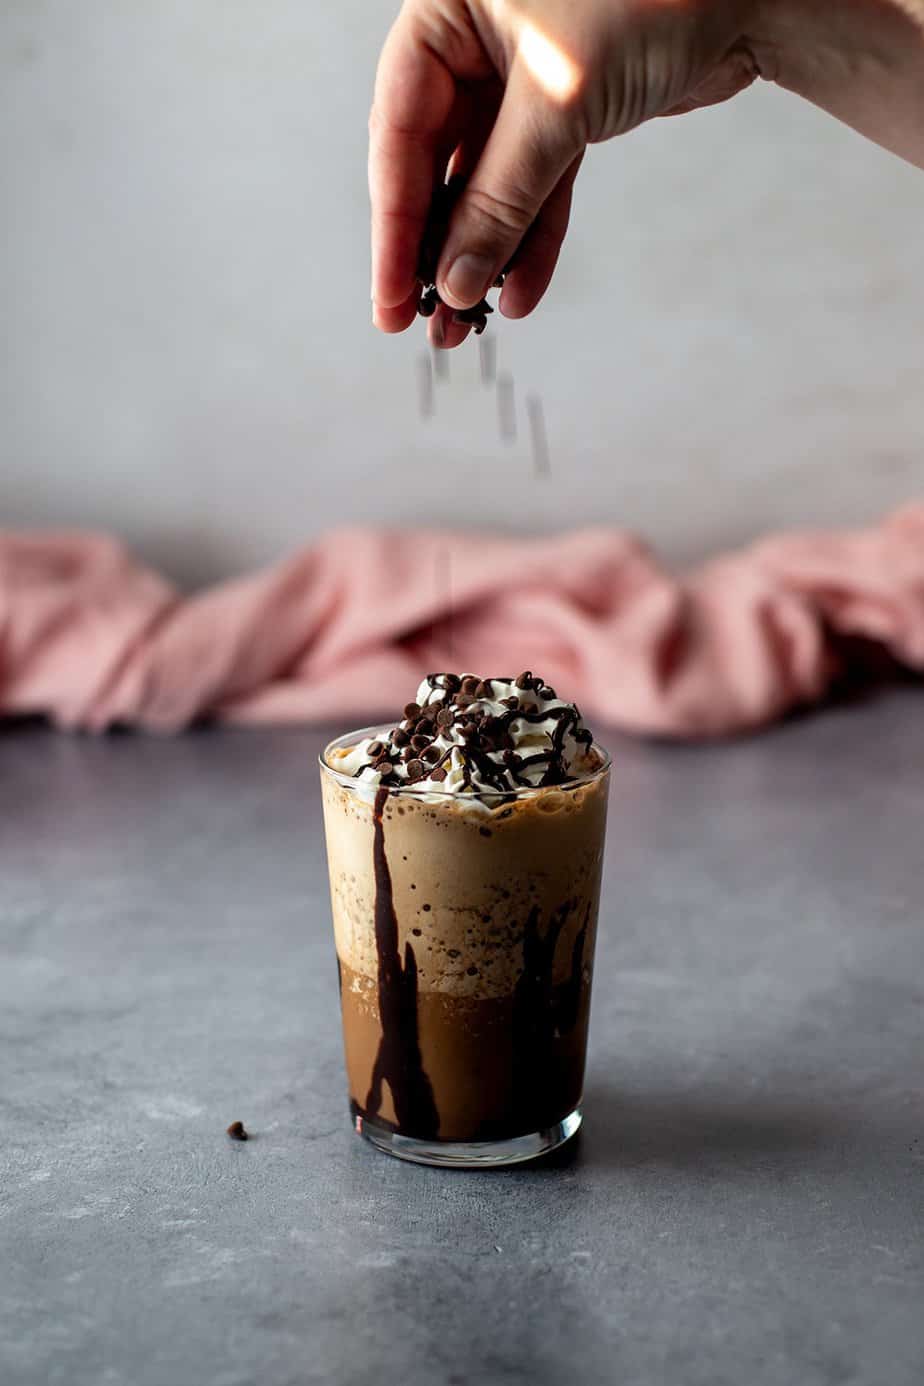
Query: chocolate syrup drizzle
[
  {"left": 506, "top": 901, "right": 590, "bottom": 1128},
  {"left": 363, "top": 786, "right": 439, "bottom": 1138},
  {"left": 355, "top": 672, "right": 594, "bottom": 797}
]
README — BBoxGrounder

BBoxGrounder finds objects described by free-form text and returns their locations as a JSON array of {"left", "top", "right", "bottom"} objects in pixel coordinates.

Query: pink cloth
[{"left": 1, "top": 508, "right": 922, "bottom": 737}]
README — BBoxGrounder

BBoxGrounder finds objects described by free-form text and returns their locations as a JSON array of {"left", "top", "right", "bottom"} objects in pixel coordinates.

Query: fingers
[
  {"left": 373, "top": 285, "right": 421, "bottom": 334},
  {"left": 498, "top": 153, "right": 582, "bottom": 320},
  {"left": 435, "top": 65, "right": 581, "bottom": 310},
  {"left": 368, "top": 13, "right": 456, "bottom": 313},
  {"left": 661, "top": 48, "right": 758, "bottom": 116},
  {"left": 428, "top": 302, "right": 471, "bottom": 350}
]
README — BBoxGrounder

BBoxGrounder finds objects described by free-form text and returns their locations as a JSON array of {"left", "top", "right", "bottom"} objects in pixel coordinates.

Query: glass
[{"left": 320, "top": 725, "right": 610, "bottom": 1167}]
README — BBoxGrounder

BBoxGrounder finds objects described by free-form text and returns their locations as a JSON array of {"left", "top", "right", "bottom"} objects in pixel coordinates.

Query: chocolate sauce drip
[
  {"left": 515, "top": 900, "right": 588, "bottom": 1079},
  {"left": 472, "top": 899, "right": 591, "bottom": 1141},
  {"left": 364, "top": 787, "right": 439, "bottom": 1138}
]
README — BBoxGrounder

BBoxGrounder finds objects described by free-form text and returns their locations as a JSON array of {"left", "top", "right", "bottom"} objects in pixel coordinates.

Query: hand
[{"left": 369, "top": 0, "right": 758, "bottom": 347}]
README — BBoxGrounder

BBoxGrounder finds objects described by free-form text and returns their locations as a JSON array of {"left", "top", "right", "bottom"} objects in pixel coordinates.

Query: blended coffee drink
[{"left": 320, "top": 672, "right": 609, "bottom": 1166}]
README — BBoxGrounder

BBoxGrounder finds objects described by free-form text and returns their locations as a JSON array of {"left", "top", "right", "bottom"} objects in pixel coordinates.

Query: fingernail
[{"left": 443, "top": 253, "right": 494, "bottom": 307}]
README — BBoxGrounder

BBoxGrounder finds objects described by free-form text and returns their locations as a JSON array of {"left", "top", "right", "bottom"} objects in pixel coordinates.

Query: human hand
[{"left": 369, "top": 0, "right": 758, "bottom": 347}]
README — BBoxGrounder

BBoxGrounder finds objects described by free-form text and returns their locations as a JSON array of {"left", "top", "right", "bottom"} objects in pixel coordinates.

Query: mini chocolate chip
[
  {"left": 417, "top": 718, "right": 435, "bottom": 737},
  {"left": 226, "top": 1120, "right": 249, "bottom": 1141},
  {"left": 502, "top": 750, "right": 521, "bottom": 767},
  {"left": 460, "top": 676, "right": 479, "bottom": 696},
  {"left": 411, "top": 734, "right": 430, "bottom": 751},
  {"left": 436, "top": 707, "right": 454, "bottom": 728},
  {"left": 402, "top": 746, "right": 416, "bottom": 762},
  {"left": 515, "top": 671, "right": 533, "bottom": 689},
  {"left": 460, "top": 723, "right": 478, "bottom": 739},
  {"left": 418, "top": 288, "right": 438, "bottom": 318},
  {"left": 422, "top": 745, "right": 441, "bottom": 763},
  {"left": 392, "top": 727, "right": 410, "bottom": 747},
  {"left": 501, "top": 697, "right": 519, "bottom": 710},
  {"left": 373, "top": 757, "right": 394, "bottom": 773},
  {"left": 412, "top": 927, "right": 422, "bottom": 936},
  {"left": 429, "top": 766, "right": 447, "bottom": 781},
  {"left": 474, "top": 680, "right": 491, "bottom": 699},
  {"left": 540, "top": 686, "right": 556, "bottom": 700},
  {"left": 422, "top": 903, "right": 431, "bottom": 912},
  {"left": 406, "top": 759, "right": 425, "bottom": 778},
  {"left": 366, "top": 740, "right": 385, "bottom": 757},
  {"left": 444, "top": 673, "right": 462, "bottom": 692},
  {"left": 455, "top": 694, "right": 473, "bottom": 710},
  {"left": 403, "top": 702, "right": 421, "bottom": 719}
]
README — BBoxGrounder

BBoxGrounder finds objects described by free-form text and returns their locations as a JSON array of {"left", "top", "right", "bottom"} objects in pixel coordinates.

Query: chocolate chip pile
[
  {"left": 417, "top": 176, "right": 505, "bottom": 336},
  {"left": 356, "top": 672, "right": 594, "bottom": 795}
]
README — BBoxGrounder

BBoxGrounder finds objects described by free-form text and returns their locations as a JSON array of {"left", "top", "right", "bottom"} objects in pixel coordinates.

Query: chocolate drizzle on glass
[{"left": 363, "top": 786, "right": 439, "bottom": 1138}]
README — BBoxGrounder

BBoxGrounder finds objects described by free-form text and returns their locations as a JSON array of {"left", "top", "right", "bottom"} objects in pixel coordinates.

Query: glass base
[{"left": 353, "top": 1106, "right": 582, "bottom": 1168}]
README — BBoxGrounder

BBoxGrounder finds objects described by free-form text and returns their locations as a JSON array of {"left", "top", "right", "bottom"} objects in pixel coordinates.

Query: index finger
[{"left": 368, "top": 13, "right": 456, "bottom": 311}]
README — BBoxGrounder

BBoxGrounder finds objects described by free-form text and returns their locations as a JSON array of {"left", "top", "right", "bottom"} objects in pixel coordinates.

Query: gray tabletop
[{"left": 2, "top": 693, "right": 923, "bottom": 1386}]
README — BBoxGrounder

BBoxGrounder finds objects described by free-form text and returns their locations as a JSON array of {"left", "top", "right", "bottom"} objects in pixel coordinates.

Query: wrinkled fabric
[{"left": 1, "top": 507, "right": 922, "bottom": 737}]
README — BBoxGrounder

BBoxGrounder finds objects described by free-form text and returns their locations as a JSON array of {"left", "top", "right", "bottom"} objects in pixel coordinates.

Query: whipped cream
[{"left": 329, "top": 672, "right": 600, "bottom": 796}]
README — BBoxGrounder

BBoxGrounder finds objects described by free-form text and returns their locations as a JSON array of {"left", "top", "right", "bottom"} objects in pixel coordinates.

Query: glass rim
[{"left": 318, "top": 723, "right": 611, "bottom": 803}]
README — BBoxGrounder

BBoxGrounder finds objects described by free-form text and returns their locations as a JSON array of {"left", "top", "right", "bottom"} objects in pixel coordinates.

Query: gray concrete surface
[{"left": 1, "top": 694, "right": 923, "bottom": 1386}]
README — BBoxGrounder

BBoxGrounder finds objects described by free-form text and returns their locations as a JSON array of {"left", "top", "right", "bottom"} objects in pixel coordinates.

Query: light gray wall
[{"left": 3, "top": 0, "right": 924, "bottom": 585}]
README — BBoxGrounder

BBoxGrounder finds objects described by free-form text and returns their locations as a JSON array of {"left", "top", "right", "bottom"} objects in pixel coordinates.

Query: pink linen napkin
[{"left": 1, "top": 507, "right": 922, "bottom": 737}]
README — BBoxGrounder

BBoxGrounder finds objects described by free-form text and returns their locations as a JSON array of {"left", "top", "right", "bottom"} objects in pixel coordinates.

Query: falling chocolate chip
[{"left": 226, "top": 1121, "right": 249, "bottom": 1141}]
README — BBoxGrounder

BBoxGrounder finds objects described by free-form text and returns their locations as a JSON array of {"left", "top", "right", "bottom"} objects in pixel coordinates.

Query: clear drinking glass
[{"left": 320, "top": 726, "right": 610, "bottom": 1167}]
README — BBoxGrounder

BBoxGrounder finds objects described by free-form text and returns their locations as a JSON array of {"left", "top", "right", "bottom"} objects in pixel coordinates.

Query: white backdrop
[{"left": 3, "top": 0, "right": 924, "bottom": 584}]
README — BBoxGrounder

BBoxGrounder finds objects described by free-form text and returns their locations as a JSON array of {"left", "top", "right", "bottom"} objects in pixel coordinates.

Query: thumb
[{"left": 436, "top": 72, "right": 580, "bottom": 310}]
